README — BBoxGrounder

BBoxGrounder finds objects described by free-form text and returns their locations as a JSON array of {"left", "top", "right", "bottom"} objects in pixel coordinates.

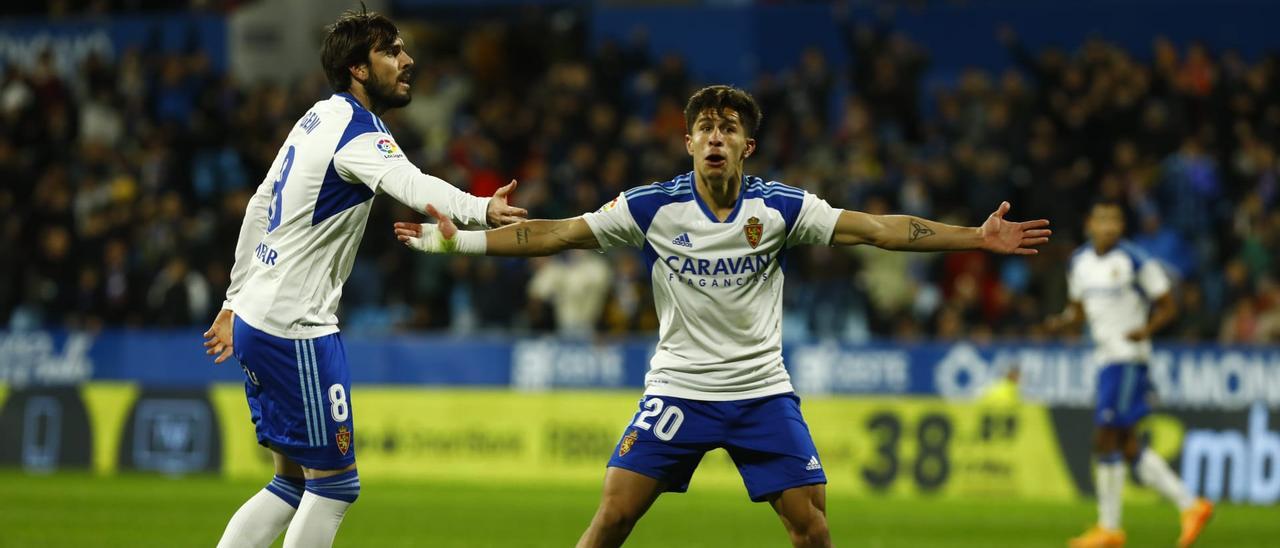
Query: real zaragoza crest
[
  {"left": 744, "top": 216, "right": 763, "bottom": 248},
  {"left": 618, "top": 429, "right": 639, "bottom": 457},
  {"left": 336, "top": 425, "right": 352, "bottom": 456}
]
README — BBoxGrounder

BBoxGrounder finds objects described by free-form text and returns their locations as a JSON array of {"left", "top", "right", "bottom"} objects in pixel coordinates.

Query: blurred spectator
[
  {"left": 146, "top": 256, "right": 210, "bottom": 325},
  {"left": 527, "top": 251, "right": 611, "bottom": 338},
  {"left": 2, "top": 8, "right": 1276, "bottom": 346}
]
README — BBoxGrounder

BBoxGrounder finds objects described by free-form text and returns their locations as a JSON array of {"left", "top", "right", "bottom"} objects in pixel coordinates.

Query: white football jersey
[
  {"left": 1067, "top": 241, "right": 1171, "bottom": 364},
  {"left": 583, "top": 172, "right": 841, "bottom": 400},
  {"left": 226, "top": 93, "right": 478, "bottom": 339}
]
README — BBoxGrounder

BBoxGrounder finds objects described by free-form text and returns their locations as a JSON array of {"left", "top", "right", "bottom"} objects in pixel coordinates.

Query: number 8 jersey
[{"left": 225, "top": 92, "right": 488, "bottom": 339}]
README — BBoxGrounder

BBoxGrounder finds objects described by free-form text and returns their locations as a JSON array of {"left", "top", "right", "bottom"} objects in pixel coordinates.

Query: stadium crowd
[{"left": 1, "top": 11, "right": 1277, "bottom": 344}]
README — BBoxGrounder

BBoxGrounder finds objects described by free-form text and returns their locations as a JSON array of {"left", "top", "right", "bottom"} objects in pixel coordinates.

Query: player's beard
[{"left": 367, "top": 70, "right": 411, "bottom": 111}]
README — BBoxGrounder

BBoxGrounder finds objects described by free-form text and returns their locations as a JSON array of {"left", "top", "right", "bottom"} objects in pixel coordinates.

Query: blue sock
[
  {"left": 264, "top": 474, "right": 306, "bottom": 508},
  {"left": 305, "top": 469, "right": 361, "bottom": 503}
]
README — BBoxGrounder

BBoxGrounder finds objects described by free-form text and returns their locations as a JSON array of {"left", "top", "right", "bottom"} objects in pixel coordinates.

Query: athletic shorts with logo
[
  {"left": 233, "top": 316, "right": 355, "bottom": 470},
  {"left": 608, "top": 393, "right": 826, "bottom": 501}
]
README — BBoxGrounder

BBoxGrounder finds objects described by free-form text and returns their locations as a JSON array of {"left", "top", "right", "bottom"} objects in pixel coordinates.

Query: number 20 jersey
[
  {"left": 228, "top": 92, "right": 415, "bottom": 340},
  {"left": 582, "top": 173, "right": 841, "bottom": 401}
]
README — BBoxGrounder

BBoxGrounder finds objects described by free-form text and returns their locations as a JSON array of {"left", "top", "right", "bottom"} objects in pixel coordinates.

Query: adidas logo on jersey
[
  {"left": 805, "top": 456, "right": 822, "bottom": 471},
  {"left": 672, "top": 232, "right": 693, "bottom": 248}
]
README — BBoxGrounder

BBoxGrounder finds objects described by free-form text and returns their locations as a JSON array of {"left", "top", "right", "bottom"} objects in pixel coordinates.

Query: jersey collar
[
  {"left": 335, "top": 92, "right": 364, "bottom": 111},
  {"left": 690, "top": 173, "right": 747, "bottom": 224}
]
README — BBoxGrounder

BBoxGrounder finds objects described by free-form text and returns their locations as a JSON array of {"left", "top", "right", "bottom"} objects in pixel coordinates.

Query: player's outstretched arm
[
  {"left": 832, "top": 201, "right": 1051, "bottom": 254},
  {"left": 373, "top": 165, "right": 528, "bottom": 228},
  {"left": 394, "top": 204, "right": 599, "bottom": 257},
  {"left": 1043, "top": 300, "right": 1085, "bottom": 335}
]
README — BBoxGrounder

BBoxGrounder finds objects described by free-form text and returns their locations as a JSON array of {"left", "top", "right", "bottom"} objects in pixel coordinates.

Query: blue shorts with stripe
[
  {"left": 607, "top": 393, "right": 827, "bottom": 502},
  {"left": 1094, "top": 362, "right": 1154, "bottom": 428},
  {"left": 233, "top": 316, "right": 355, "bottom": 470}
]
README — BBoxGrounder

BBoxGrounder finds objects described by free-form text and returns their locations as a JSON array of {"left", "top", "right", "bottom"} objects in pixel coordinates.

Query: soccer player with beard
[
  {"left": 200, "top": 8, "right": 526, "bottom": 548},
  {"left": 395, "top": 85, "right": 1050, "bottom": 547}
]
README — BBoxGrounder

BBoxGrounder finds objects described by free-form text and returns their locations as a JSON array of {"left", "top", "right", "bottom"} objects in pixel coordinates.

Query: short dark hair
[
  {"left": 321, "top": 7, "right": 400, "bottom": 92},
  {"left": 1089, "top": 199, "right": 1125, "bottom": 214},
  {"left": 684, "top": 85, "right": 762, "bottom": 138}
]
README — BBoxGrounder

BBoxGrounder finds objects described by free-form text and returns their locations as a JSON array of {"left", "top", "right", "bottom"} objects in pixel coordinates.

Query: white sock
[
  {"left": 283, "top": 492, "right": 353, "bottom": 548},
  {"left": 1096, "top": 459, "right": 1125, "bottom": 530},
  {"left": 217, "top": 488, "right": 297, "bottom": 548},
  {"left": 1136, "top": 448, "right": 1196, "bottom": 511}
]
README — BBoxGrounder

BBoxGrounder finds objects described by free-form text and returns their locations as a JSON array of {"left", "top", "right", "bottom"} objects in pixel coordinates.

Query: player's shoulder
[
  {"left": 1069, "top": 242, "right": 1093, "bottom": 266},
  {"left": 622, "top": 172, "right": 696, "bottom": 203},
  {"left": 1070, "top": 243, "right": 1091, "bottom": 259},
  {"left": 310, "top": 93, "right": 396, "bottom": 153},
  {"left": 302, "top": 94, "right": 352, "bottom": 123},
  {"left": 743, "top": 175, "right": 807, "bottom": 227},
  {"left": 1116, "top": 240, "right": 1153, "bottom": 266},
  {"left": 742, "top": 175, "right": 805, "bottom": 199}
]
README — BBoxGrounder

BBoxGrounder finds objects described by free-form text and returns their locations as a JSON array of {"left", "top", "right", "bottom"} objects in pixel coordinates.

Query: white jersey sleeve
[
  {"left": 785, "top": 192, "right": 842, "bottom": 247},
  {"left": 333, "top": 132, "right": 413, "bottom": 192},
  {"left": 1067, "top": 254, "right": 1084, "bottom": 302},
  {"left": 375, "top": 166, "right": 491, "bottom": 228},
  {"left": 1137, "top": 259, "right": 1171, "bottom": 299},
  {"left": 334, "top": 131, "right": 490, "bottom": 227},
  {"left": 581, "top": 193, "right": 645, "bottom": 249}
]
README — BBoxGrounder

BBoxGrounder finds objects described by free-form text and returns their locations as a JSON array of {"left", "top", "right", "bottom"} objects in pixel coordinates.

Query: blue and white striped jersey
[{"left": 582, "top": 172, "right": 841, "bottom": 400}]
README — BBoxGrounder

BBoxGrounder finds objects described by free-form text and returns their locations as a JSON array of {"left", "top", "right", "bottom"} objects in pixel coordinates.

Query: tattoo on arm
[
  {"left": 515, "top": 228, "right": 530, "bottom": 246},
  {"left": 908, "top": 219, "right": 936, "bottom": 242}
]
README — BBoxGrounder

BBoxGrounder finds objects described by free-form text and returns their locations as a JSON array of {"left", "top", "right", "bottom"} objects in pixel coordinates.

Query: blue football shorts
[
  {"left": 607, "top": 392, "right": 827, "bottom": 502},
  {"left": 1094, "top": 362, "right": 1154, "bottom": 428},
  {"left": 233, "top": 316, "right": 355, "bottom": 470}
]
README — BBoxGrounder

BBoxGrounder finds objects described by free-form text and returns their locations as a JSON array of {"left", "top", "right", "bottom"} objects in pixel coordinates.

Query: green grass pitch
[{"left": 3, "top": 471, "right": 1273, "bottom": 547}]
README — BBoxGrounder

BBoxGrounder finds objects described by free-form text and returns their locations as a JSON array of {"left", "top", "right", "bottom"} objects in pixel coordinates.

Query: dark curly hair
[
  {"left": 684, "top": 85, "right": 763, "bottom": 138},
  {"left": 320, "top": 6, "right": 400, "bottom": 92}
]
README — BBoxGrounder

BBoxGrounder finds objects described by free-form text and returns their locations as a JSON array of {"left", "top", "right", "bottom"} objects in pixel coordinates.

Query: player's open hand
[
  {"left": 202, "top": 309, "right": 235, "bottom": 364},
  {"left": 395, "top": 204, "right": 459, "bottom": 253},
  {"left": 487, "top": 179, "right": 528, "bottom": 227},
  {"left": 979, "top": 201, "right": 1051, "bottom": 255}
]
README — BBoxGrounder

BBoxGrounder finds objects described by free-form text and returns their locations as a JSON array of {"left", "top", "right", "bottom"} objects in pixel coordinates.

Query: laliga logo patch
[
  {"left": 336, "top": 425, "right": 352, "bottom": 456},
  {"left": 600, "top": 196, "right": 619, "bottom": 212},
  {"left": 743, "top": 216, "right": 763, "bottom": 249},
  {"left": 375, "top": 138, "right": 403, "bottom": 159},
  {"left": 618, "top": 429, "right": 639, "bottom": 457}
]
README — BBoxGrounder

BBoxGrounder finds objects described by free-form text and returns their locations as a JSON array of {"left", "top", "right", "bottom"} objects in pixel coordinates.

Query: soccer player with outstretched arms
[
  {"left": 200, "top": 9, "right": 525, "bottom": 548},
  {"left": 396, "top": 85, "right": 1050, "bottom": 548}
]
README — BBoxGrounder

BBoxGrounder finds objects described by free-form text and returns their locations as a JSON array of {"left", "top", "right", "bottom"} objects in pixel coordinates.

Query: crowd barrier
[{"left": 1, "top": 330, "right": 1277, "bottom": 504}]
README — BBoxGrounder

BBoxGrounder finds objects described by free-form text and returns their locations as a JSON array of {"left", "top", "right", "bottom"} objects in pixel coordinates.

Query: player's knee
[
  {"left": 305, "top": 469, "right": 361, "bottom": 503},
  {"left": 594, "top": 500, "right": 642, "bottom": 533},
  {"left": 785, "top": 512, "right": 830, "bottom": 547},
  {"left": 265, "top": 474, "right": 307, "bottom": 508},
  {"left": 1093, "top": 431, "right": 1117, "bottom": 454},
  {"left": 595, "top": 507, "right": 639, "bottom": 531}
]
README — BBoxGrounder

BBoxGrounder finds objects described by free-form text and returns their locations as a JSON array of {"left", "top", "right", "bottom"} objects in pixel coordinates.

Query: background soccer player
[
  {"left": 394, "top": 85, "right": 1050, "bottom": 548},
  {"left": 1045, "top": 201, "right": 1213, "bottom": 548},
  {"left": 199, "top": 8, "right": 526, "bottom": 548}
]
